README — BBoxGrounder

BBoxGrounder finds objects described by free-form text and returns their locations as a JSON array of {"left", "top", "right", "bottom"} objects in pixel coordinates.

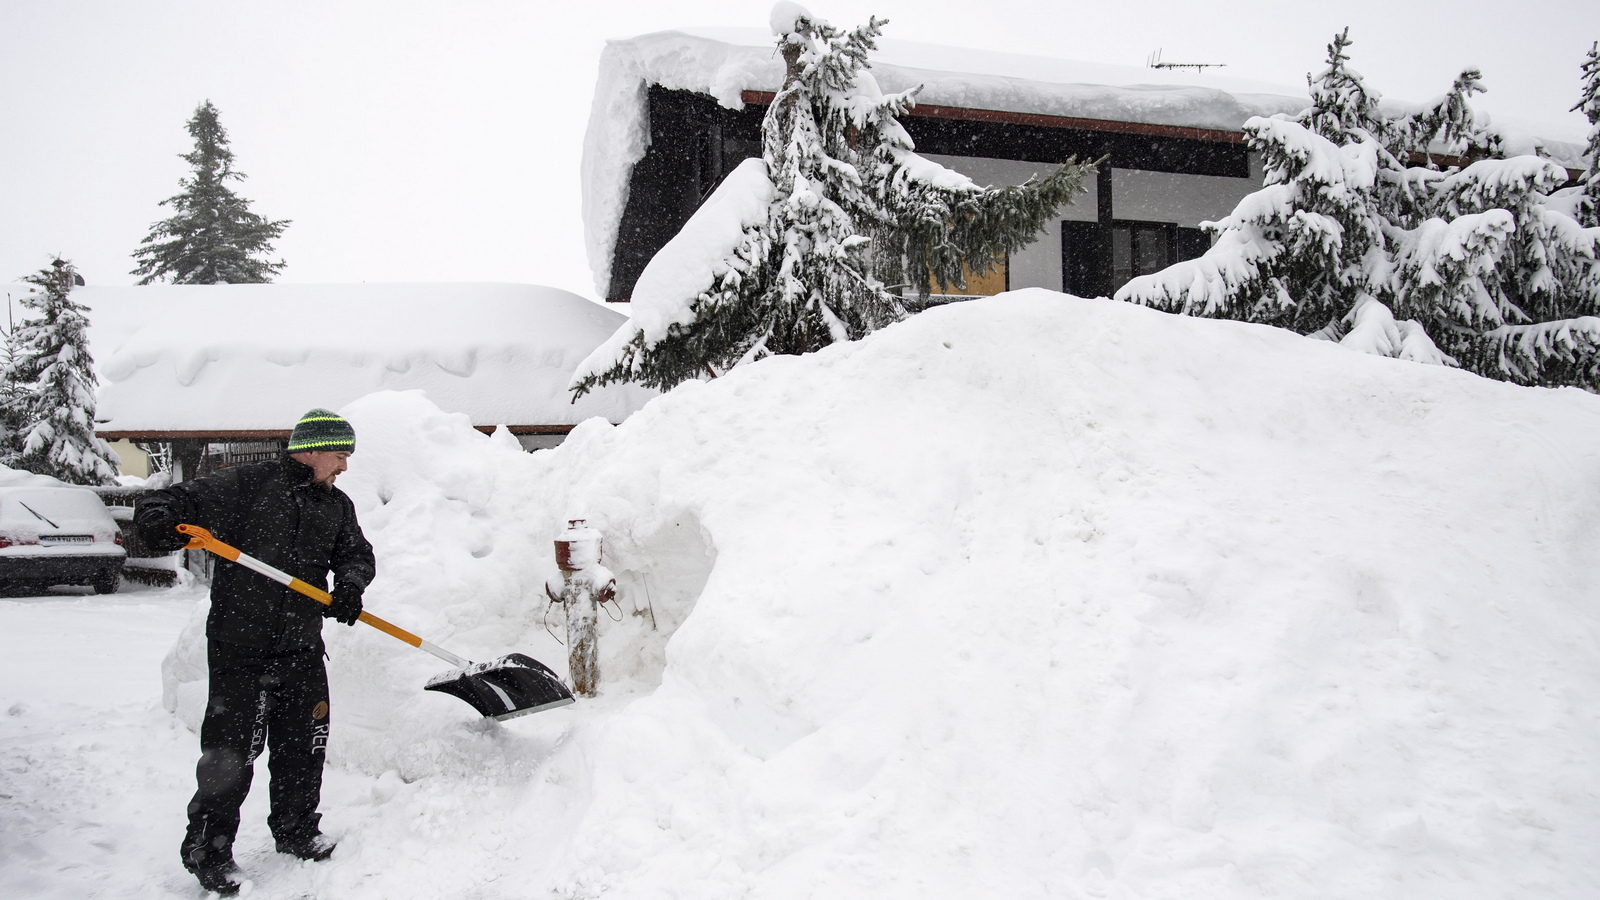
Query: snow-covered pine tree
[
  {"left": 0, "top": 294, "right": 30, "bottom": 465},
  {"left": 131, "top": 100, "right": 289, "bottom": 284},
  {"left": 1466, "top": 41, "right": 1600, "bottom": 386},
  {"left": 1370, "top": 49, "right": 1598, "bottom": 384},
  {"left": 1575, "top": 41, "right": 1600, "bottom": 228},
  {"left": 1301, "top": 28, "right": 1499, "bottom": 170},
  {"left": 571, "top": 4, "right": 1093, "bottom": 396},
  {"left": 11, "top": 259, "right": 120, "bottom": 485},
  {"left": 753, "top": 10, "right": 908, "bottom": 359},
  {"left": 1118, "top": 30, "right": 1600, "bottom": 388},
  {"left": 1299, "top": 28, "right": 1387, "bottom": 149},
  {"left": 1115, "top": 30, "right": 1494, "bottom": 340},
  {"left": 1421, "top": 156, "right": 1600, "bottom": 384}
]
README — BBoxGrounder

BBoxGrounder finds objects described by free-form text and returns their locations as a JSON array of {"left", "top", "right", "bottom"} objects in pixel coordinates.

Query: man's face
[{"left": 295, "top": 450, "right": 351, "bottom": 488}]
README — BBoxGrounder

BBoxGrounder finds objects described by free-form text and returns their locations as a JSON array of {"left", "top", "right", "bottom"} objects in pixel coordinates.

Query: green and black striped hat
[{"left": 287, "top": 408, "right": 356, "bottom": 453}]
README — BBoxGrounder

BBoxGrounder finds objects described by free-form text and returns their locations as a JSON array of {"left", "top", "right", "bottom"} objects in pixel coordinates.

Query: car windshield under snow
[{"left": 0, "top": 489, "right": 111, "bottom": 531}]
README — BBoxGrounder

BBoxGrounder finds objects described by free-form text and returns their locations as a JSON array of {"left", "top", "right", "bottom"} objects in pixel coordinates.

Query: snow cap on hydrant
[
  {"left": 555, "top": 518, "right": 604, "bottom": 572},
  {"left": 287, "top": 408, "right": 356, "bottom": 453}
]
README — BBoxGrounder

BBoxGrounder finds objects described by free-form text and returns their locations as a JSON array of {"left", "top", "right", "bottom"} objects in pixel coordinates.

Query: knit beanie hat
[{"left": 287, "top": 408, "right": 356, "bottom": 453}]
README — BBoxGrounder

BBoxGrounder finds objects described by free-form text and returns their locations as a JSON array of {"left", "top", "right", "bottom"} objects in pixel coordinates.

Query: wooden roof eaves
[
  {"left": 738, "top": 90, "right": 1248, "bottom": 144},
  {"left": 738, "top": 90, "right": 1586, "bottom": 179}
]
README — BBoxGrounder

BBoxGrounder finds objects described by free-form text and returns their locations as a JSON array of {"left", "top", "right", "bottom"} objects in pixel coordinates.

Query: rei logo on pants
[{"left": 311, "top": 700, "right": 329, "bottom": 754}]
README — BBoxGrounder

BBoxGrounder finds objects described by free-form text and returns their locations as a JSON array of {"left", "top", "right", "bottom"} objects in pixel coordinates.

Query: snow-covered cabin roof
[
  {"left": 583, "top": 27, "right": 1593, "bottom": 296},
  {"left": 80, "top": 283, "right": 656, "bottom": 436}
]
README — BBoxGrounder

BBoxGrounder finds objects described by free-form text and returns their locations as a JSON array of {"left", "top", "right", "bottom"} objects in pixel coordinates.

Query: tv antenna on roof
[{"left": 1147, "top": 48, "right": 1225, "bottom": 73}]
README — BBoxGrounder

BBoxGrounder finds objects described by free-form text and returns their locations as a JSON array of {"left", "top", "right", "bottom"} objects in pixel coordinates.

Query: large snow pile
[
  {"left": 582, "top": 28, "right": 1593, "bottom": 296},
  {"left": 80, "top": 283, "right": 656, "bottom": 432},
  {"left": 160, "top": 291, "right": 1599, "bottom": 898}
]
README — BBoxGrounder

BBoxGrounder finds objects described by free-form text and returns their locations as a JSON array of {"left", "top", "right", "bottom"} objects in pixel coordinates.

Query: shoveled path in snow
[{"left": 0, "top": 583, "right": 380, "bottom": 898}]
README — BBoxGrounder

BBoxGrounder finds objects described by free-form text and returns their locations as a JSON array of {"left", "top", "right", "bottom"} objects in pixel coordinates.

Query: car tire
[
  {"left": 92, "top": 572, "right": 121, "bottom": 595},
  {"left": 0, "top": 579, "right": 37, "bottom": 598}
]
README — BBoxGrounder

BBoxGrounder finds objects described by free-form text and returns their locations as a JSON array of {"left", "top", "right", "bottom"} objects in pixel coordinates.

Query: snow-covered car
[{"left": 0, "top": 482, "right": 126, "bottom": 594}]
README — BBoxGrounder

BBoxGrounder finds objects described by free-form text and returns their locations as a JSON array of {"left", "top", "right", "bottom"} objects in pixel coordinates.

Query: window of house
[
  {"left": 1110, "top": 223, "right": 1175, "bottom": 293},
  {"left": 1063, "top": 221, "right": 1210, "bottom": 298}
]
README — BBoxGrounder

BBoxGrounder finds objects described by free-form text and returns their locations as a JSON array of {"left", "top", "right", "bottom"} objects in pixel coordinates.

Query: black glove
[
  {"left": 135, "top": 506, "right": 187, "bottom": 553},
  {"left": 326, "top": 583, "right": 364, "bottom": 626}
]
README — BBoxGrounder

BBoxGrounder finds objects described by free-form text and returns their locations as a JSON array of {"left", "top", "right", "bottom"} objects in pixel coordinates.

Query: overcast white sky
[{"left": 3, "top": 0, "right": 1596, "bottom": 299}]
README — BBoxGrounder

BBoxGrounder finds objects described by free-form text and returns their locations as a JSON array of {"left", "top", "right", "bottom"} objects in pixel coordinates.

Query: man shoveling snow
[{"left": 136, "top": 409, "right": 374, "bottom": 896}]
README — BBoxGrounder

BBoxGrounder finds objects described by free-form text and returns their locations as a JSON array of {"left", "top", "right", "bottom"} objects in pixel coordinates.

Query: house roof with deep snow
[
  {"left": 583, "top": 27, "right": 1593, "bottom": 297},
  {"left": 78, "top": 283, "right": 656, "bottom": 438}
]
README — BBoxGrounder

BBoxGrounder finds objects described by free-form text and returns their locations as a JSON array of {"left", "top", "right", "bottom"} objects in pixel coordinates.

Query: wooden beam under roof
[
  {"left": 740, "top": 90, "right": 1248, "bottom": 144},
  {"left": 740, "top": 90, "right": 1586, "bottom": 181}
]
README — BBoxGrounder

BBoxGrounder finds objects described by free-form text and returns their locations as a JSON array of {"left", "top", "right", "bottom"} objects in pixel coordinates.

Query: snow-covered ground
[
  {"left": 0, "top": 581, "right": 213, "bottom": 897},
  {"left": 6, "top": 290, "right": 1600, "bottom": 898}
]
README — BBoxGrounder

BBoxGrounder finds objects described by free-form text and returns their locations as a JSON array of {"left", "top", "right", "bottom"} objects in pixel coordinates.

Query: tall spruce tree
[
  {"left": 1575, "top": 41, "right": 1600, "bottom": 228},
  {"left": 0, "top": 293, "right": 31, "bottom": 466},
  {"left": 1300, "top": 29, "right": 1499, "bottom": 167},
  {"left": 11, "top": 259, "right": 120, "bottom": 485},
  {"left": 1118, "top": 30, "right": 1600, "bottom": 389},
  {"left": 1299, "top": 28, "right": 1387, "bottom": 149},
  {"left": 1472, "top": 43, "right": 1600, "bottom": 386},
  {"left": 132, "top": 101, "right": 289, "bottom": 284},
  {"left": 571, "top": 5, "right": 1094, "bottom": 396}
]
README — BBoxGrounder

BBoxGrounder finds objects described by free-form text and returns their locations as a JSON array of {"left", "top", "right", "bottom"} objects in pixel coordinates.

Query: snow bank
[
  {"left": 162, "top": 293, "right": 1600, "bottom": 897},
  {"left": 80, "top": 283, "right": 656, "bottom": 432},
  {"left": 582, "top": 27, "right": 1592, "bottom": 296}
]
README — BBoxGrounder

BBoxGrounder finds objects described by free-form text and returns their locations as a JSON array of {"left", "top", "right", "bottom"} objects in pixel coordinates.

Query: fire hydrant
[{"left": 545, "top": 518, "right": 615, "bottom": 698}]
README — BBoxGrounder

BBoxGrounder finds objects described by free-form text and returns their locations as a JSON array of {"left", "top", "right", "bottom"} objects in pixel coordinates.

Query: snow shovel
[{"left": 176, "top": 524, "right": 574, "bottom": 720}]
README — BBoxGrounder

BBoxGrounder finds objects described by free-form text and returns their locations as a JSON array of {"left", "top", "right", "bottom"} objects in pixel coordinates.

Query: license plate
[{"left": 42, "top": 535, "right": 93, "bottom": 544}]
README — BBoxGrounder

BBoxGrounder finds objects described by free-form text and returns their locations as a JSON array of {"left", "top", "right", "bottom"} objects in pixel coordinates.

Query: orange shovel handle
[{"left": 175, "top": 523, "right": 431, "bottom": 651}]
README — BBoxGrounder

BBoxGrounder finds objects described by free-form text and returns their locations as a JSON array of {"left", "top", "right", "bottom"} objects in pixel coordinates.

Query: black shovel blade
[{"left": 423, "top": 653, "right": 575, "bottom": 720}]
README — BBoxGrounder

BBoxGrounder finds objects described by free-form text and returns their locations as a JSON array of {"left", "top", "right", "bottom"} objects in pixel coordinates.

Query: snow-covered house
[
  {"left": 81, "top": 283, "right": 656, "bottom": 479},
  {"left": 585, "top": 28, "right": 1591, "bottom": 303}
]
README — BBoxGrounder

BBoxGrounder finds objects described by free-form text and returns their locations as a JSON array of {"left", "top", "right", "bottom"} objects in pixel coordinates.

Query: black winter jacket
[{"left": 135, "top": 456, "right": 375, "bottom": 656}]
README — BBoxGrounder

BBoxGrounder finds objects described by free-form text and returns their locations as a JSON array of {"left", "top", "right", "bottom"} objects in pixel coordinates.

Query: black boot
[
  {"left": 191, "top": 860, "right": 246, "bottom": 896},
  {"left": 276, "top": 831, "right": 337, "bottom": 862}
]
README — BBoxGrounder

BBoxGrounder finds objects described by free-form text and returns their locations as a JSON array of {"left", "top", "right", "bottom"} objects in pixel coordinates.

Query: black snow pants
[{"left": 180, "top": 642, "right": 330, "bottom": 872}]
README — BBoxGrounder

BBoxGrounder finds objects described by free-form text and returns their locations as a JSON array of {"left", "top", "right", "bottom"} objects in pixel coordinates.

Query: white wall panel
[
  {"left": 1110, "top": 164, "right": 1258, "bottom": 227},
  {"left": 922, "top": 154, "right": 1098, "bottom": 222},
  {"left": 1010, "top": 218, "right": 1063, "bottom": 292}
]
